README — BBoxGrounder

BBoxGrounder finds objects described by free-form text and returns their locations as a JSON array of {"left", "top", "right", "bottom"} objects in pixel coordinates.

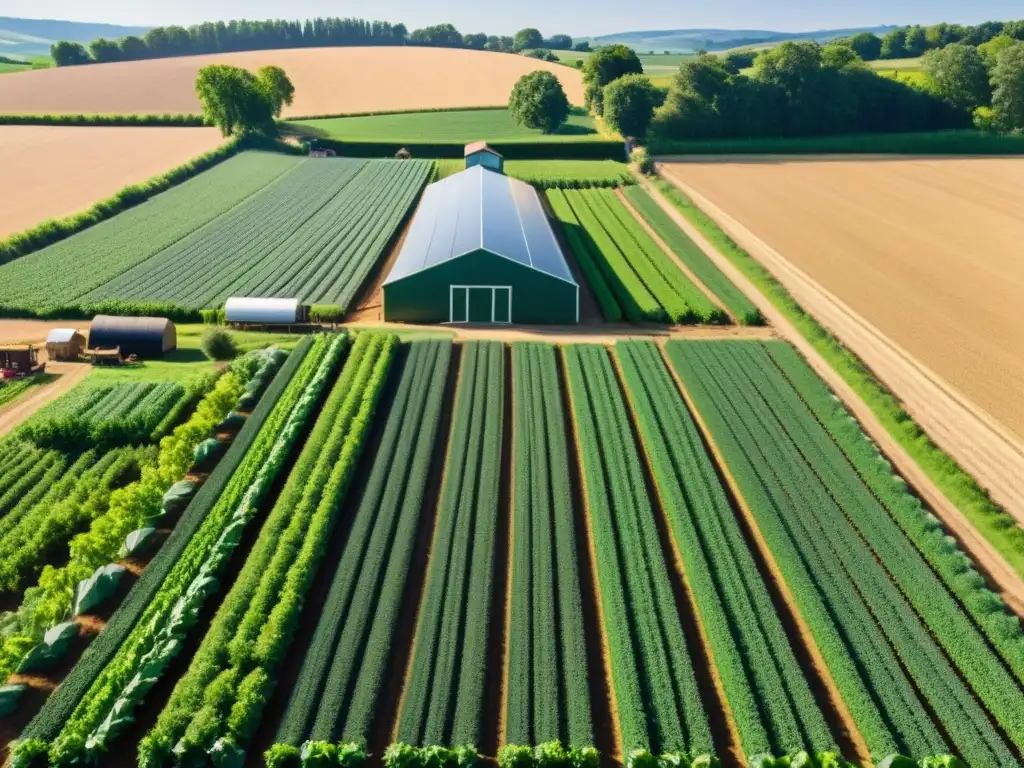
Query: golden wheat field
[
  {"left": 0, "top": 47, "right": 586, "bottom": 117},
  {"left": 0, "top": 126, "right": 224, "bottom": 237},
  {"left": 662, "top": 156, "right": 1024, "bottom": 440}
]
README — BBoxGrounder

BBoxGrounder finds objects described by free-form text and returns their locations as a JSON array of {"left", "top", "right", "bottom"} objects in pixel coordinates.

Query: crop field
[
  {"left": 0, "top": 126, "right": 225, "bottom": 238},
  {"left": 435, "top": 159, "right": 633, "bottom": 187},
  {"left": 289, "top": 108, "right": 606, "bottom": 143},
  {"left": 0, "top": 48, "right": 585, "bottom": 117},
  {"left": 660, "top": 158, "right": 1024, "bottom": 442},
  {"left": 0, "top": 150, "right": 303, "bottom": 312},
  {"left": 0, "top": 156, "right": 431, "bottom": 313},
  {"left": 554, "top": 188, "right": 727, "bottom": 324},
  {"left": 3, "top": 335, "right": 1023, "bottom": 768}
]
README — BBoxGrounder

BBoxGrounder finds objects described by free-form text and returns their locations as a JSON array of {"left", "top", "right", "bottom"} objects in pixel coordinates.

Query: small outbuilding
[
  {"left": 464, "top": 141, "right": 504, "bottom": 174},
  {"left": 224, "top": 297, "right": 308, "bottom": 325},
  {"left": 45, "top": 329, "right": 86, "bottom": 361},
  {"left": 383, "top": 165, "right": 578, "bottom": 325},
  {"left": 87, "top": 315, "right": 177, "bottom": 359}
]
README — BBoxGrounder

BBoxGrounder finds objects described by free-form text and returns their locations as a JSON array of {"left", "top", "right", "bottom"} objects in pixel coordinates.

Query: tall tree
[
  {"left": 880, "top": 28, "right": 909, "bottom": 59},
  {"left": 922, "top": 43, "right": 991, "bottom": 111},
  {"left": 195, "top": 64, "right": 277, "bottom": 137},
  {"left": 603, "top": 74, "right": 660, "bottom": 138},
  {"left": 582, "top": 44, "right": 643, "bottom": 114},
  {"left": 991, "top": 42, "right": 1024, "bottom": 130},
  {"left": 514, "top": 28, "right": 544, "bottom": 51},
  {"left": 257, "top": 65, "right": 296, "bottom": 116},
  {"left": 88, "top": 38, "right": 121, "bottom": 63},
  {"left": 50, "top": 41, "right": 89, "bottom": 66},
  {"left": 847, "top": 32, "right": 882, "bottom": 61},
  {"left": 508, "top": 70, "right": 570, "bottom": 133}
]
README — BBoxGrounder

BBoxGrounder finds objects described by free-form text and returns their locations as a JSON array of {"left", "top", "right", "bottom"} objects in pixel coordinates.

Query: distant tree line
[
  {"left": 49, "top": 17, "right": 575, "bottom": 66},
  {"left": 843, "top": 19, "right": 1024, "bottom": 61}
]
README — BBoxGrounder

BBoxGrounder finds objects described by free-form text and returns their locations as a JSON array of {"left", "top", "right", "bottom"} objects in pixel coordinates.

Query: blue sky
[{"left": 8, "top": 0, "right": 1023, "bottom": 37}]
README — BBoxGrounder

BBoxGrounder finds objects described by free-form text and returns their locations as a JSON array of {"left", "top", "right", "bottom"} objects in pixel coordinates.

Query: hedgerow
[
  {"left": 273, "top": 339, "right": 452, "bottom": 750},
  {"left": 141, "top": 332, "right": 396, "bottom": 766},
  {"left": 397, "top": 341, "right": 504, "bottom": 747},
  {"left": 10, "top": 338, "right": 316, "bottom": 762},
  {"left": 507, "top": 344, "right": 592, "bottom": 748},
  {"left": 0, "top": 113, "right": 206, "bottom": 127},
  {"left": 562, "top": 344, "right": 712, "bottom": 757}
]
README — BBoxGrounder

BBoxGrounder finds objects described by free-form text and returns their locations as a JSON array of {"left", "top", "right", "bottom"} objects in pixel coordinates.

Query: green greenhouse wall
[{"left": 383, "top": 249, "right": 578, "bottom": 324}]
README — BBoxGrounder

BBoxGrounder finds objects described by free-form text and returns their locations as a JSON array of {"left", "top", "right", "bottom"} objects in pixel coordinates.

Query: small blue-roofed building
[
  {"left": 382, "top": 165, "right": 579, "bottom": 324},
  {"left": 464, "top": 141, "right": 504, "bottom": 173}
]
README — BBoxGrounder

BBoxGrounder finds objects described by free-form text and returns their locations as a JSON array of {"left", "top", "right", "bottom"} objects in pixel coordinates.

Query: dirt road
[
  {"left": 640, "top": 171, "right": 1024, "bottom": 616},
  {"left": 659, "top": 160, "right": 1024, "bottom": 523},
  {"left": 0, "top": 362, "right": 91, "bottom": 437}
]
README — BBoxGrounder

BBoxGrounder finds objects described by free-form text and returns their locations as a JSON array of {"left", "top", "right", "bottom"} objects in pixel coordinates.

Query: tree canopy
[
  {"left": 582, "top": 44, "right": 644, "bottom": 114},
  {"left": 508, "top": 70, "right": 570, "bottom": 134},
  {"left": 922, "top": 43, "right": 991, "bottom": 112},
  {"left": 195, "top": 64, "right": 295, "bottom": 137},
  {"left": 991, "top": 42, "right": 1024, "bottom": 130},
  {"left": 603, "top": 75, "right": 660, "bottom": 139},
  {"left": 514, "top": 28, "right": 544, "bottom": 51}
]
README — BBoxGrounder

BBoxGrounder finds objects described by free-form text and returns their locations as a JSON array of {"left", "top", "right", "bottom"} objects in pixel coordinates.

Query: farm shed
[
  {"left": 464, "top": 141, "right": 503, "bottom": 173},
  {"left": 383, "top": 165, "right": 578, "bottom": 324},
  {"left": 224, "top": 297, "right": 309, "bottom": 325},
  {"left": 45, "top": 329, "right": 86, "bottom": 361},
  {"left": 88, "top": 315, "right": 177, "bottom": 358}
]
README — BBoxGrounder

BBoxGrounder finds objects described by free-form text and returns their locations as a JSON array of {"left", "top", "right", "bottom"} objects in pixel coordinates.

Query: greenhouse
[{"left": 382, "top": 166, "right": 579, "bottom": 324}]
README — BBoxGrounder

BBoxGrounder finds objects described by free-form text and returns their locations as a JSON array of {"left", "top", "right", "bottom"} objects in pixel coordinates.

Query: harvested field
[
  {"left": 660, "top": 157, "right": 1024, "bottom": 447},
  {"left": 0, "top": 48, "right": 585, "bottom": 117},
  {"left": 0, "top": 126, "right": 224, "bottom": 237}
]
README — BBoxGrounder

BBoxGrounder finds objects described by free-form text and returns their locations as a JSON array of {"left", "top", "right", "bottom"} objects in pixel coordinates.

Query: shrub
[
  {"left": 630, "top": 146, "right": 654, "bottom": 174},
  {"left": 202, "top": 328, "right": 240, "bottom": 361},
  {"left": 509, "top": 70, "right": 571, "bottom": 134}
]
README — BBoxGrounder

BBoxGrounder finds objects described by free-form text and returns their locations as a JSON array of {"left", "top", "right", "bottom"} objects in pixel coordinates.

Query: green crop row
[
  {"left": 10, "top": 335, "right": 323, "bottom": 765},
  {"left": 398, "top": 341, "right": 504, "bottom": 748},
  {"left": 507, "top": 343, "right": 592, "bottom": 749},
  {"left": 590, "top": 190, "right": 726, "bottom": 325},
  {"left": 0, "top": 443, "right": 64, "bottom": 519},
  {"left": 19, "top": 381, "right": 185, "bottom": 450},
  {"left": 0, "top": 376, "right": 52, "bottom": 409},
  {"left": 0, "top": 446, "right": 154, "bottom": 594},
  {"left": 667, "top": 341, "right": 1019, "bottom": 765},
  {"left": 764, "top": 342, "right": 1024, "bottom": 686},
  {"left": 562, "top": 190, "right": 663, "bottom": 322},
  {"left": 86, "top": 159, "right": 432, "bottom": 310},
  {"left": 141, "top": 333, "right": 397, "bottom": 766},
  {"left": 273, "top": 339, "right": 452, "bottom": 753},
  {"left": 544, "top": 190, "right": 622, "bottom": 323},
  {"left": 562, "top": 344, "right": 712, "bottom": 757},
  {"left": 621, "top": 187, "right": 762, "bottom": 326},
  {"left": 0, "top": 354, "right": 272, "bottom": 685},
  {"left": 614, "top": 340, "right": 836, "bottom": 762},
  {"left": 0, "top": 151, "right": 303, "bottom": 313}
]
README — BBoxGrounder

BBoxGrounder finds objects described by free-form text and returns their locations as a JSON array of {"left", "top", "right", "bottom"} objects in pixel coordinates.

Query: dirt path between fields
[
  {"left": 639, "top": 172, "right": 1024, "bottom": 618},
  {"left": 0, "top": 363, "right": 90, "bottom": 437},
  {"left": 657, "top": 163, "right": 1024, "bottom": 522}
]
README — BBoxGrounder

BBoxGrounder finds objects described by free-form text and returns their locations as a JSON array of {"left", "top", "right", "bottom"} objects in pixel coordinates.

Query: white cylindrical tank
[{"left": 224, "top": 297, "right": 306, "bottom": 324}]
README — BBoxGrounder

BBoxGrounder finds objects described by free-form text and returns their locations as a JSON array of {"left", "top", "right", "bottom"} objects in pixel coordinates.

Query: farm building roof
[
  {"left": 88, "top": 315, "right": 177, "bottom": 358},
  {"left": 46, "top": 328, "right": 80, "bottom": 344},
  {"left": 464, "top": 141, "right": 502, "bottom": 158},
  {"left": 384, "top": 165, "right": 575, "bottom": 286},
  {"left": 225, "top": 297, "right": 305, "bottom": 325}
]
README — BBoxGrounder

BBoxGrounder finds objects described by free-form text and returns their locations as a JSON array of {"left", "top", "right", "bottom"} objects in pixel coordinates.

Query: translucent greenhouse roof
[{"left": 384, "top": 166, "right": 576, "bottom": 286}]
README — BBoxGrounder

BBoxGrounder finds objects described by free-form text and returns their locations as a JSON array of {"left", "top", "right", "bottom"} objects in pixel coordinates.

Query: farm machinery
[{"left": 0, "top": 345, "right": 46, "bottom": 379}]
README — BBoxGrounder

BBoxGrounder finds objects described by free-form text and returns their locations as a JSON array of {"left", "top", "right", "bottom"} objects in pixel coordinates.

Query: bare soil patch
[
  {"left": 0, "top": 362, "right": 90, "bottom": 437},
  {"left": 0, "top": 48, "right": 585, "bottom": 117},
  {"left": 659, "top": 158, "right": 1024, "bottom": 518},
  {"left": 0, "top": 126, "right": 223, "bottom": 237}
]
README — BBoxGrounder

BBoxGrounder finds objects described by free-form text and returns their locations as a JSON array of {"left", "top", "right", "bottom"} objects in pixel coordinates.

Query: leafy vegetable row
[
  {"left": 398, "top": 340, "right": 504, "bottom": 748},
  {"left": 615, "top": 340, "right": 836, "bottom": 763},
  {"left": 506, "top": 343, "right": 592, "bottom": 749},
  {"left": 270, "top": 338, "right": 453, "bottom": 766},
  {"left": 562, "top": 344, "right": 712, "bottom": 758},
  {"left": 142, "top": 332, "right": 397, "bottom": 766},
  {"left": 10, "top": 334, "right": 326, "bottom": 765}
]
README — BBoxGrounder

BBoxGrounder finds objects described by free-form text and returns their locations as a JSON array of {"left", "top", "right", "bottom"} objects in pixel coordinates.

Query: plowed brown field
[
  {"left": 0, "top": 47, "right": 585, "bottom": 117},
  {"left": 662, "top": 157, "right": 1024, "bottom": 440},
  {"left": 0, "top": 126, "right": 223, "bottom": 237}
]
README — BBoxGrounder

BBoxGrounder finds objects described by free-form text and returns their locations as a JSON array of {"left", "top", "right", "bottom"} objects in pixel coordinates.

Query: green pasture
[
  {"left": 869, "top": 56, "right": 923, "bottom": 72},
  {"left": 289, "top": 108, "right": 608, "bottom": 144},
  {"left": 0, "top": 62, "right": 29, "bottom": 74}
]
